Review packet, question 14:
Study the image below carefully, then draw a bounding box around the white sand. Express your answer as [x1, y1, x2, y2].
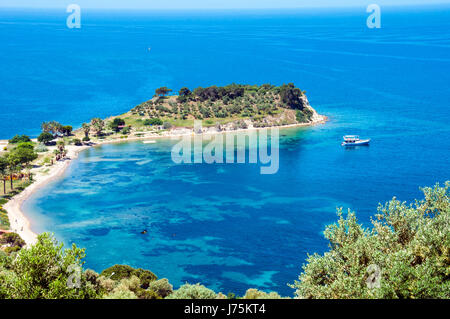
[4, 114, 327, 246]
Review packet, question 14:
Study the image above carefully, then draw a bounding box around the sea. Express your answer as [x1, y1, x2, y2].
[2, 5, 450, 295]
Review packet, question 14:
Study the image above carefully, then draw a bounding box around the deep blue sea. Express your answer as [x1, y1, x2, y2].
[2, 5, 450, 295]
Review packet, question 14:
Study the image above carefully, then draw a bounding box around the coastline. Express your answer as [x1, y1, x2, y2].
[4, 114, 327, 246]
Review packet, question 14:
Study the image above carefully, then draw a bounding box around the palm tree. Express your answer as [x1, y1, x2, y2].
[90, 118, 104, 136]
[0, 156, 8, 194]
[7, 158, 19, 191]
[82, 123, 91, 138]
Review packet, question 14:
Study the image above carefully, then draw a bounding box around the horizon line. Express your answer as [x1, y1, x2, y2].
[1, 3, 449, 11]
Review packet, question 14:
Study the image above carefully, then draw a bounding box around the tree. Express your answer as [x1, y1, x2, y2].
[291, 182, 450, 299]
[82, 123, 91, 138]
[90, 118, 104, 136]
[37, 132, 54, 145]
[0, 233, 100, 299]
[179, 87, 191, 97]
[155, 87, 172, 97]
[41, 121, 63, 136]
[6, 153, 21, 190]
[9, 144, 38, 166]
[0, 156, 8, 194]
[279, 83, 304, 110]
[177, 87, 192, 103]
[8, 135, 31, 144]
[61, 125, 73, 136]
[143, 118, 163, 126]
[109, 118, 126, 133]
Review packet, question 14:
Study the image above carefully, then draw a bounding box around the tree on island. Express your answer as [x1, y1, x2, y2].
[155, 87, 172, 97]
[109, 118, 126, 133]
[61, 125, 73, 136]
[37, 132, 54, 145]
[177, 87, 192, 103]
[90, 118, 104, 136]
[279, 83, 305, 110]
[41, 121, 63, 136]
[82, 123, 91, 139]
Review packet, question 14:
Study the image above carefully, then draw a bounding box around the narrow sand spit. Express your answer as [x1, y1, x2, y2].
[4, 115, 327, 246]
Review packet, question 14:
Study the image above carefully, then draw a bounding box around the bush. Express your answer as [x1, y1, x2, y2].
[144, 118, 163, 126]
[35, 144, 48, 153]
[166, 283, 217, 299]
[163, 122, 172, 130]
[242, 289, 283, 299]
[9, 135, 31, 144]
[291, 182, 450, 299]
[82, 136, 90, 142]
[0, 233, 100, 299]
[147, 278, 173, 298]
[100, 264, 157, 289]
[73, 139, 82, 146]
[121, 126, 131, 135]
[110, 118, 126, 132]
[0, 232, 26, 248]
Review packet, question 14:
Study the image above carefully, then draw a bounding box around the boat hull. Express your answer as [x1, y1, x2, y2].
[342, 139, 370, 146]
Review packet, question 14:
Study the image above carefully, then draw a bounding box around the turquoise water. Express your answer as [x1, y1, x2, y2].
[4, 6, 450, 295]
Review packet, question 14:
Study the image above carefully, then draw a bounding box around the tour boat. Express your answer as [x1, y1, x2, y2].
[341, 135, 370, 146]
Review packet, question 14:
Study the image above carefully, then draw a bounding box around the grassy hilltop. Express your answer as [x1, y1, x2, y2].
[116, 83, 318, 131]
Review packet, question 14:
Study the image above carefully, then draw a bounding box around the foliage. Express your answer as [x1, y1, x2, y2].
[35, 144, 48, 153]
[8, 135, 31, 144]
[61, 125, 73, 136]
[143, 118, 163, 126]
[73, 139, 82, 146]
[242, 289, 283, 299]
[291, 182, 450, 299]
[82, 123, 91, 138]
[37, 132, 54, 145]
[0, 233, 100, 299]
[155, 87, 172, 97]
[8, 144, 38, 165]
[109, 118, 126, 132]
[41, 121, 63, 135]
[90, 118, 105, 136]
[147, 278, 173, 298]
[166, 283, 217, 299]
[121, 126, 131, 135]
[280, 83, 304, 109]
[100, 264, 157, 289]
[0, 232, 26, 249]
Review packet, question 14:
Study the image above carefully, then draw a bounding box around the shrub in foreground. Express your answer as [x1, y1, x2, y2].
[291, 182, 450, 299]
[166, 283, 217, 299]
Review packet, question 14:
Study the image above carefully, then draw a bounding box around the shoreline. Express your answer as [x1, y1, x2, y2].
[4, 115, 327, 246]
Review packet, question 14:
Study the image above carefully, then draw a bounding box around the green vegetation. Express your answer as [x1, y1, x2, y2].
[0, 182, 448, 299]
[109, 118, 126, 133]
[291, 182, 450, 299]
[8, 135, 31, 144]
[127, 83, 315, 131]
[41, 121, 72, 137]
[37, 132, 54, 145]
[143, 118, 163, 126]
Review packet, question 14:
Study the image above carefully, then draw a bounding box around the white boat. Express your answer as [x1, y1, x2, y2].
[143, 140, 156, 144]
[341, 135, 370, 146]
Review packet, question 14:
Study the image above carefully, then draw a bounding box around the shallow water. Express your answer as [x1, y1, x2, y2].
[7, 6, 450, 295]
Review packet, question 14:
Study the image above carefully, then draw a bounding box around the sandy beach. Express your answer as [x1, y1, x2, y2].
[4, 114, 327, 246]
